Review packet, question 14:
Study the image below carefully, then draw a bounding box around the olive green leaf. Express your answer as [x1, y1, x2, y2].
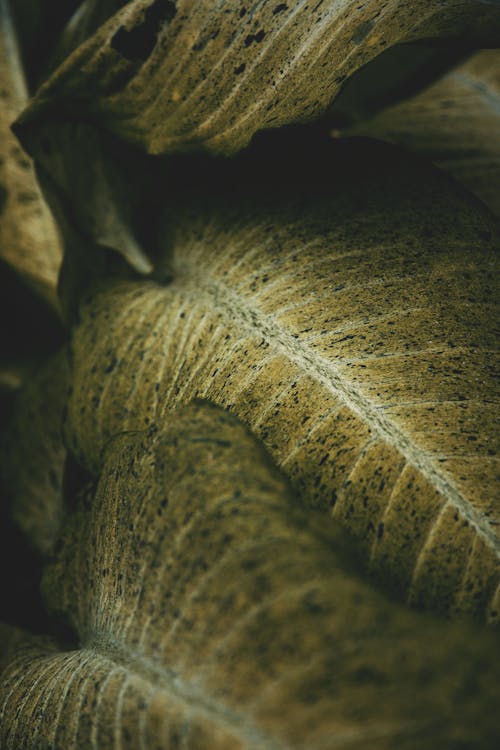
[0, 0, 62, 311]
[15, 0, 500, 157]
[2, 401, 500, 749]
[347, 50, 500, 217]
[0, 349, 69, 555]
[64, 136, 500, 623]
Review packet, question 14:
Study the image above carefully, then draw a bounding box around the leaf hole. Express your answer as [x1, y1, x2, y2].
[111, 0, 177, 62]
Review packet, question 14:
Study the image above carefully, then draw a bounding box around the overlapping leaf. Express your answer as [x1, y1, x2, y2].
[2, 401, 500, 749]
[64, 136, 500, 622]
[15, 0, 500, 157]
[0, 0, 62, 310]
[348, 50, 500, 216]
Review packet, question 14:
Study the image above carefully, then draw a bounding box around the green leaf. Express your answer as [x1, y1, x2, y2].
[65, 137, 500, 622]
[2, 401, 500, 749]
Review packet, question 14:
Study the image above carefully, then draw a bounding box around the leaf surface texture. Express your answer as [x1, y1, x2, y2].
[15, 0, 500, 156]
[65, 138, 500, 621]
[2, 402, 500, 749]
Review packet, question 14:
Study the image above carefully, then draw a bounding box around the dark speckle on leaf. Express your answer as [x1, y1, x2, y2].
[244, 30, 266, 47]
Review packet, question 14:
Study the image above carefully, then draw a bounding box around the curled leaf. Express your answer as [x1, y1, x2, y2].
[0, 0, 62, 310]
[66, 136, 500, 622]
[15, 0, 500, 156]
[347, 50, 500, 217]
[2, 401, 500, 749]
[32, 123, 155, 293]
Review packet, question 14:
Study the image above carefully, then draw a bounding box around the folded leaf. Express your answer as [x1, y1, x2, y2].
[347, 50, 500, 217]
[65, 137, 500, 622]
[15, 0, 500, 157]
[2, 401, 500, 749]
[0, 0, 62, 310]
[32, 122, 156, 288]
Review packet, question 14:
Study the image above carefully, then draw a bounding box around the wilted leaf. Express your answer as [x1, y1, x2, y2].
[2, 401, 500, 749]
[15, 0, 500, 157]
[346, 50, 500, 216]
[0, 349, 69, 555]
[64, 136, 500, 623]
[0, 0, 62, 310]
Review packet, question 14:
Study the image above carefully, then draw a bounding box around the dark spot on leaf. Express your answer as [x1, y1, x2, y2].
[111, 0, 177, 62]
[244, 29, 266, 47]
[351, 20, 374, 45]
[234, 63, 246, 75]
[104, 355, 117, 374]
[273, 3, 288, 13]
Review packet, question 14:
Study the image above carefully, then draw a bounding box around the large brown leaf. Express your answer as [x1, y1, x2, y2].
[0, 0, 62, 310]
[15, 0, 500, 157]
[347, 49, 500, 216]
[65, 137, 500, 622]
[2, 401, 500, 749]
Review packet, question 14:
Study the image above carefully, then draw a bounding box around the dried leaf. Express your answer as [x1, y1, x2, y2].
[15, 0, 500, 157]
[2, 401, 500, 749]
[346, 50, 500, 216]
[0, 0, 62, 310]
[64, 137, 500, 622]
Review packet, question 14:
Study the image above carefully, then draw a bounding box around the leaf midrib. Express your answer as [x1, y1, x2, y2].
[85, 631, 285, 750]
[175, 269, 499, 559]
